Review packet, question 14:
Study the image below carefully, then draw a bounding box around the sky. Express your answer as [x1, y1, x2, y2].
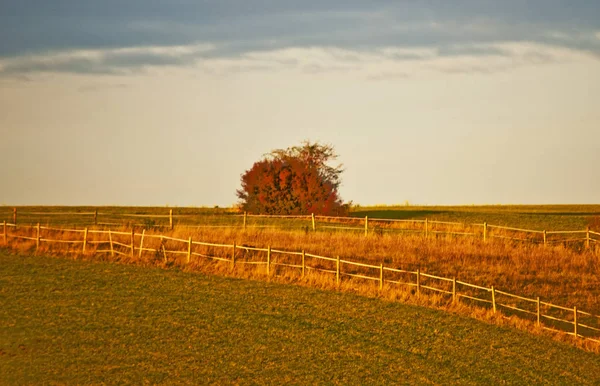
[1, 1, 599, 207]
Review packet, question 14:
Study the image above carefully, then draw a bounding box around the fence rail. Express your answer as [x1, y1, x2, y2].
[487, 224, 545, 234]
[2, 221, 599, 345]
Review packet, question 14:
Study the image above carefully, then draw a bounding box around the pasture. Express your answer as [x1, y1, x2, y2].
[1, 251, 600, 384]
[352, 204, 600, 230]
[2, 204, 599, 231]
[3, 204, 600, 341]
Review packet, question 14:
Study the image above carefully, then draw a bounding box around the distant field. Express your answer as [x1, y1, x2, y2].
[1, 204, 599, 231]
[1, 252, 600, 384]
[352, 204, 600, 231]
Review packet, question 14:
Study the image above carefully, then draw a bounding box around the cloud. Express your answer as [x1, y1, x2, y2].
[205, 42, 599, 80]
[1, 1, 600, 78]
[2, 1, 600, 61]
[1, 41, 596, 81]
[0, 44, 215, 76]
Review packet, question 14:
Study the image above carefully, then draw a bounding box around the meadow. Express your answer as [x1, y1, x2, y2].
[2, 252, 600, 384]
[2, 204, 600, 230]
[2, 205, 600, 348]
[5, 222, 600, 346]
[352, 204, 600, 231]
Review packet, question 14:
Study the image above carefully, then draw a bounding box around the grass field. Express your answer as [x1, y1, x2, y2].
[2, 204, 599, 231]
[352, 204, 600, 231]
[1, 251, 600, 384]
[5, 219, 600, 328]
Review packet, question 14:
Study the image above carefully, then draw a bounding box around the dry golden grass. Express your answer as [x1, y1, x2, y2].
[167, 226, 600, 310]
[4, 223, 600, 352]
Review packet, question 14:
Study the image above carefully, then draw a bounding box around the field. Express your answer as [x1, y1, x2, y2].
[2, 251, 600, 384]
[2, 204, 600, 230]
[352, 204, 600, 231]
[3, 205, 600, 339]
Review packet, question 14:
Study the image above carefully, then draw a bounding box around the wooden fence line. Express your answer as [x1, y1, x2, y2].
[304, 252, 337, 262]
[455, 280, 490, 292]
[270, 248, 304, 256]
[39, 226, 86, 232]
[338, 258, 380, 269]
[4, 215, 599, 256]
[428, 220, 465, 226]
[430, 230, 476, 236]
[3, 209, 598, 254]
[3, 223, 598, 327]
[420, 272, 454, 282]
[3, 223, 599, 344]
[546, 230, 587, 235]
[236, 245, 269, 252]
[487, 224, 545, 234]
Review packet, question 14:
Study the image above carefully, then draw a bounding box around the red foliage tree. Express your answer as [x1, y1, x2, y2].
[237, 142, 348, 215]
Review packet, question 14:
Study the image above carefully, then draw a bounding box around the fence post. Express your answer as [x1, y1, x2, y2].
[536, 297, 541, 327]
[425, 218, 429, 239]
[138, 229, 145, 258]
[543, 230, 547, 247]
[231, 242, 236, 269]
[452, 278, 457, 303]
[13, 208, 17, 226]
[36, 223, 40, 252]
[336, 256, 340, 285]
[311, 213, 316, 231]
[267, 246, 271, 276]
[3, 220, 6, 245]
[417, 269, 421, 296]
[574, 306, 578, 338]
[586, 227, 591, 249]
[109, 230, 114, 257]
[94, 209, 98, 226]
[161, 244, 167, 263]
[491, 286, 496, 314]
[83, 228, 88, 254]
[130, 229, 135, 258]
[379, 263, 384, 290]
[301, 250, 306, 278]
[187, 237, 192, 264]
[169, 209, 173, 230]
[364, 216, 368, 237]
[483, 222, 487, 242]
[243, 212, 247, 230]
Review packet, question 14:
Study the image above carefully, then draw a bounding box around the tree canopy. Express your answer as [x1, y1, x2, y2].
[236, 141, 348, 215]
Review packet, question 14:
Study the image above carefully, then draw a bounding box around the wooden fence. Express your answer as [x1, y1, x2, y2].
[2, 209, 599, 252]
[2, 221, 600, 345]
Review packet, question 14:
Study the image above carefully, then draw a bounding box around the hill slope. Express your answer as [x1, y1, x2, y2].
[1, 251, 599, 384]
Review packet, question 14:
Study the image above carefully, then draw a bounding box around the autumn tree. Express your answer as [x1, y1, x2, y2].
[237, 142, 348, 215]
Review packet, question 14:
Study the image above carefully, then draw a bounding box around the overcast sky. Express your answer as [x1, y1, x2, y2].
[1, 1, 599, 206]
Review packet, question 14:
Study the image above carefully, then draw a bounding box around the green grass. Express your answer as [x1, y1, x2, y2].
[2, 204, 599, 231]
[351, 204, 600, 230]
[1, 251, 600, 384]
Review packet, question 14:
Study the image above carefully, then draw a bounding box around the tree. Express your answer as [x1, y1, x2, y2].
[237, 141, 348, 215]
